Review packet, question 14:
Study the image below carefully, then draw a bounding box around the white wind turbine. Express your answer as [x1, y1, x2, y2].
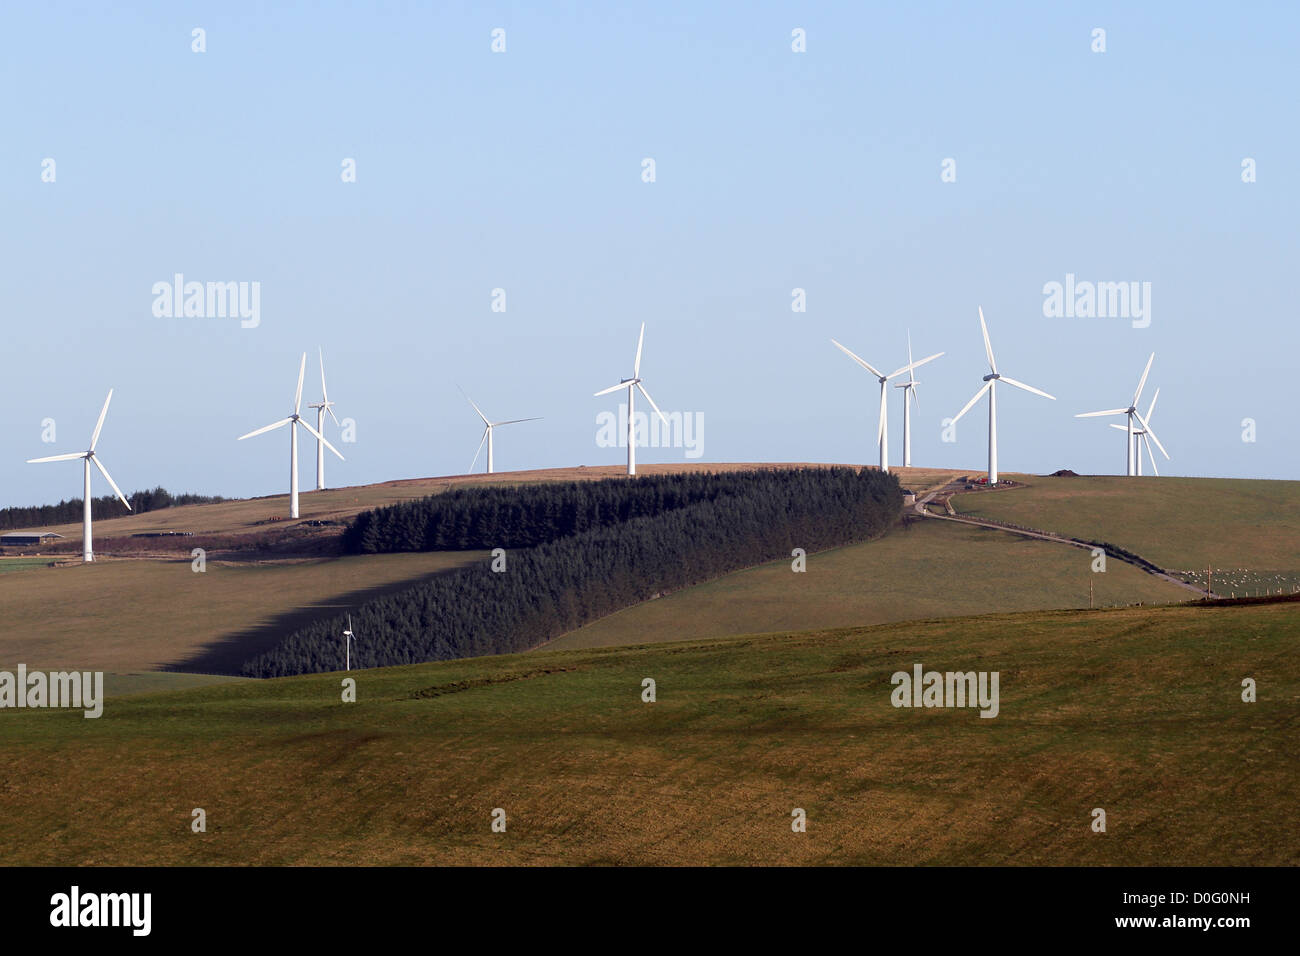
[27, 390, 132, 563]
[459, 386, 542, 474]
[306, 348, 342, 491]
[1076, 352, 1169, 477]
[238, 353, 344, 519]
[949, 307, 1055, 485]
[831, 335, 942, 473]
[594, 322, 669, 476]
[344, 614, 356, 671]
[1109, 387, 1167, 476]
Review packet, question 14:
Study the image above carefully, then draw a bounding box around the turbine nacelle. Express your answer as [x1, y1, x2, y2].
[460, 384, 542, 474]
[831, 334, 944, 473]
[238, 353, 344, 518]
[950, 308, 1055, 485]
[594, 322, 668, 475]
[26, 389, 131, 562]
[1075, 353, 1168, 476]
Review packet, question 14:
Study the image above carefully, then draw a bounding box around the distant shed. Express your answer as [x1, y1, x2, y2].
[0, 531, 64, 546]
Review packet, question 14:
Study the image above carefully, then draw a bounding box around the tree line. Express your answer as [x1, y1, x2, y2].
[244, 467, 901, 677]
[0, 487, 226, 532]
[341, 469, 877, 553]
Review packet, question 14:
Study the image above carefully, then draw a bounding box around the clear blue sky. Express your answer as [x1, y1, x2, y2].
[2, 1, 1296, 506]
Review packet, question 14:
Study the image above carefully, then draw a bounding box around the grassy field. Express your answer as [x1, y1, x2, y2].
[548, 517, 1189, 651]
[951, 475, 1300, 574]
[0, 557, 51, 574]
[1, 599, 1294, 866]
[0, 551, 483, 675]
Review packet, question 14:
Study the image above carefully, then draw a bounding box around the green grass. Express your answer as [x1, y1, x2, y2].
[548, 518, 1189, 652]
[0, 600, 1294, 865]
[0, 558, 52, 574]
[103, 673, 248, 697]
[951, 475, 1300, 573]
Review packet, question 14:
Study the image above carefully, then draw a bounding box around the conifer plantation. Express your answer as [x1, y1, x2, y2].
[244, 468, 901, 676]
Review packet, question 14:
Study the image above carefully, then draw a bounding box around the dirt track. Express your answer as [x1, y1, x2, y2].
[914, 479, 1217, 599]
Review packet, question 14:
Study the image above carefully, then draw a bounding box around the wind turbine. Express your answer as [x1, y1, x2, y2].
[459, 387, 541, 475]
[1076, 353, 1169, 477]
[594, 322, 669, 476]
[1109, 387, 1167, 476]
[306, 348, 342, 491]
[27, 390, 132, 563]
[831, 335, 942, 473]
[949, 307, 1055, 485]
[238, 353, 344, 519]
[344, 614, 356, 671]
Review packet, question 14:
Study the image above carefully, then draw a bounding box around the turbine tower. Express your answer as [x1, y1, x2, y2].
[949, 308, 1055, 485]
[306, 348, 342, 491]
[238, 353, 344, 519]
[594, 322, 668, 476]
[1076, 353, 1169, 477]
[1110, 388, 1168, 475]
[27, 390, 132, 563]
[460, 386, 542, 474]
[831, 336, 942, 473]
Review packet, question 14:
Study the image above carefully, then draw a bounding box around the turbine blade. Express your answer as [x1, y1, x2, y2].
[26, 452, 86, 463]
[978, 307, 997, 373]
[951, 381, 992, 425]
[1076, 407, 1129, 418]
[911, 384, 920, 413]
[1132, 352, 1155, 408]
[1145, 387, 1160, 421]
[457, 384, 491, 425]
[998, 376, 1055, 400]
[238, 417, 293, 440]
[830, 339, 884, 378]
[468, 427, 489, 474]
[319, 347, 330, 405]
[633, 323, 646, 377]
[636, 383, 669, 425]
[887, 351, 944, 380]
[1144, 434, 1160, 476]
[1134, 411, 1170, 459]
[297, 418, 345, 460]
[328, 405, 341, 427]
[89, 389, 113, 450]
[907, 331, 915, 384]
[294, 353, 307, 415]
[92, 456, 132, 510]
[594, 382, 630, 397]
[493, 417, 543, 426]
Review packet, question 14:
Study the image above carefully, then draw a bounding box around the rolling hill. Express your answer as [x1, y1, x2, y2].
[6, 467, 1289, 684]
[548, 516, 1188, 651]
[950, 475, 1300, 578]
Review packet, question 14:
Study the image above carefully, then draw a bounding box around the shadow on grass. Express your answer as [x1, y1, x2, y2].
[162, 563, 458, 676]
